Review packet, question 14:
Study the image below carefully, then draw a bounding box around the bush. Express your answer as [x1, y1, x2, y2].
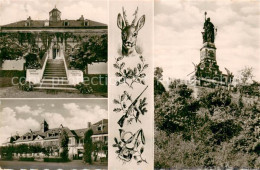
[154, 79, 260, 168]
[210, 120, 242, 145]
[75, 82, 93, 94]
[19, 157, 34, 161]
[43, 157, 69, 162]
[84, 74, 107, 93]
[18, 80, 34, 91]
[24, 53, 41, 69]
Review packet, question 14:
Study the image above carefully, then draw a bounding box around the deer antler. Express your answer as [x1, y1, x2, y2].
[132, 7, 138, 26]
[122, 7, 129, 26]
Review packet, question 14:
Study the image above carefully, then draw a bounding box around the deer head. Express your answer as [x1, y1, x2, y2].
[117, 7, 145, 56]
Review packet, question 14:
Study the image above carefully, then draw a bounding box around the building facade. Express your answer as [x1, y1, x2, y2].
[2, 119, 108, 160]
[0, 7, 107, 89]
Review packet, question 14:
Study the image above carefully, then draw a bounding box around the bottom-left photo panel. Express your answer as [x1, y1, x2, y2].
[0, 99, 108, 170]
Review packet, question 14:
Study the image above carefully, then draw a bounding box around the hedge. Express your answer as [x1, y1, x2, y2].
[43, 157, 69, 162]
[19, 157, 34, 161]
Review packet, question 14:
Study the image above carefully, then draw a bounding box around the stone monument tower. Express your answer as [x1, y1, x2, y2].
[191, 12, 233, 89]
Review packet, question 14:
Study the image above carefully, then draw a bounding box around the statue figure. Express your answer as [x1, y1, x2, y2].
[202, 12, 217, 43]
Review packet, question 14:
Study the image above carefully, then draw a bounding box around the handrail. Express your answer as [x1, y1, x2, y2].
[40, 51, 48, 68]
[61, 47, 69, 78]
[40, 50, 49, 79]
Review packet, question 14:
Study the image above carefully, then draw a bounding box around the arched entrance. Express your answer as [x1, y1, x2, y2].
[52, 44, 60, 59]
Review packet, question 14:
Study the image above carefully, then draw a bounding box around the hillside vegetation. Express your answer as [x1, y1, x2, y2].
[155, 82, 260, 168]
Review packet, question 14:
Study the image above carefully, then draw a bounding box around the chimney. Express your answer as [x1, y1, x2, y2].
[87, 122, 91, 128]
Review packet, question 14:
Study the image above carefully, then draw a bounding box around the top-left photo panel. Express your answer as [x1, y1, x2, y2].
[0, 0, 108, 98]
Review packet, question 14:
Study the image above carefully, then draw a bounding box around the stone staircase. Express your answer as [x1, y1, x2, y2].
[34, 59, 77, 91]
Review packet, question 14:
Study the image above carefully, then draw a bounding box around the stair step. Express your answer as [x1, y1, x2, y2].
[41, 79, 69, 83]
[34, 86, 78, 91]
[43, 76, 67, 79]
[44, 71, 66, 73]
[46, 66, 65, 67]
[34, 83, 75, 88]
[44, 73, 66, 75]
[45, 68, 65, 71]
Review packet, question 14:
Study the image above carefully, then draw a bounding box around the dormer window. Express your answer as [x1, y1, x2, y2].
[97, 125, 102, 131]
[84, 20, 89, 26]
[64, 20, 69, 26]
[44, 20, 49, 27]
[25, 16, 31, 26]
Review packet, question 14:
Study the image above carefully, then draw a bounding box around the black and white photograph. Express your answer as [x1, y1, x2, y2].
[0, 0, 108, 98]
[0, 99, 108, 169]
[154, 0, 260, 169]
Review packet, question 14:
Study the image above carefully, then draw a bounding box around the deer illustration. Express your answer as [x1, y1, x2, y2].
[117, 7, 145, 56]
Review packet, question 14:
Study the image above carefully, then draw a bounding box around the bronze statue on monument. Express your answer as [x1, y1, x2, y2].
[202, 12, 217, 43]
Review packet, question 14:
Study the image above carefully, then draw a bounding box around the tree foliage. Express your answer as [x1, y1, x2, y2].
[70, 34, 107, 72]
[0, 35, 27, 65]
[59, 129, 69, 161]
[155, 80, 260, 168]
[84, 129, 93, 164]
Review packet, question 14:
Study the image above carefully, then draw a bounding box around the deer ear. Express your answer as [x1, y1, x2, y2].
[136, 15, 145, 31]
[117, 14, 125, 30]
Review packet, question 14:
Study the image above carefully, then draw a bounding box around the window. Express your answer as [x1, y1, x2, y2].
[64, 21, 69, 26]
[84, 20, 89, 26]
[69, 139, 72, 144]
[25, 22, 30, 26]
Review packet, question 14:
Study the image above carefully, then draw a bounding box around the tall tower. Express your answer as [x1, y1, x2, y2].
[191, 12, 233, 88]
[49, 6, 61, 22]
[41, 119, 49, 132]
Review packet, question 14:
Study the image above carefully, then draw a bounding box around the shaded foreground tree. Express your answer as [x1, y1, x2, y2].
[70, 35, 107, 74]
[59, 129, 69, 161]
[0, 35, 28, 66]
[84, 129, 93, 164]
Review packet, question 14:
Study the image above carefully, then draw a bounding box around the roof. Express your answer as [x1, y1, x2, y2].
[73, 119, 108, 137]
[0, 19, 107, 29]
[49, 7, 61, 13]
[4, 119, 108, 144]
[15, 127, 75, 143]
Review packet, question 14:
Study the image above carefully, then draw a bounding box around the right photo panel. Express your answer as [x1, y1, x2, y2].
[154, 0, 260, 169]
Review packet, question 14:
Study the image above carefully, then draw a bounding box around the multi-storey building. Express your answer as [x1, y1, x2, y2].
[0, 7, 107, 90]
[2, 119, 108, 160]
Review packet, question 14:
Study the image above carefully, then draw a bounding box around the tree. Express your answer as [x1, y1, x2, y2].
[154, 67, 166, 95]
[154, 67, 163, 81]
[59, 129, 69, 161]
[155, 82, 199, 140]
[84, 129, 93, 164]
[70, 35, 107, 74]
[0, 35, 28, 66]
[239, 66, 254, 86]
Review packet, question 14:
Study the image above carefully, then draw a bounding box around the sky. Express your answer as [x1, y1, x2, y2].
[0, 0, 108, 25]
[0, 99, 107, 145]
[155, 0, 260, 85]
